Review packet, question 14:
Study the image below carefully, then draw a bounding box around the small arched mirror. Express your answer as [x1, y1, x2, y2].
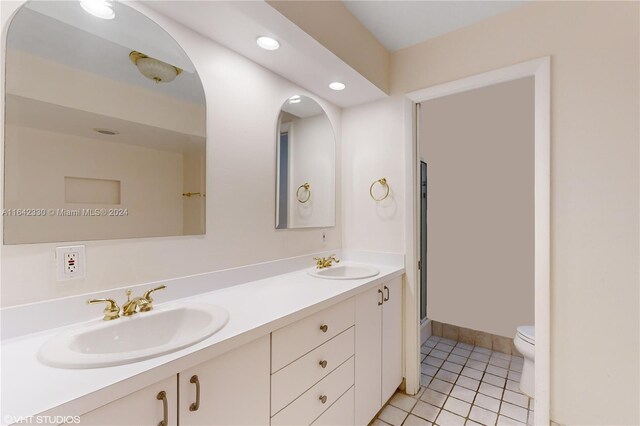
[4, 0, 206, 244]
[275, 95, 335, 229]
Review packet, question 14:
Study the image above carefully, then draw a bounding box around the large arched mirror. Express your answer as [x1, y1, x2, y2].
[275, 95, 335, 229]
[3, 0, 206, 244]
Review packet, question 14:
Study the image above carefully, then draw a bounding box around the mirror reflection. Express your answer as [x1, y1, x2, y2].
[276, 95, 335, 229]
[4, 0, 206, 244]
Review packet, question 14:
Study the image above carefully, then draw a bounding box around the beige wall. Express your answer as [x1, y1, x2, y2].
[0, 1, 342, 307]
[421, 77, 535, 338]
[4, 125, 184, 243]
[182, 149, 205, 235]
[342, 95, 406, 254]
[343, 2, 639, 424]
[397, 3, 639, 423]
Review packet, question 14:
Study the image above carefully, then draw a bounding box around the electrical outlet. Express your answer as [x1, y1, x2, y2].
[65, 252, 78, 274]
[56, 245, 85, 281]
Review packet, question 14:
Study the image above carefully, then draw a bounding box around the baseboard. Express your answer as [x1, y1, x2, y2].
[430, 320, 520, 356]
[420, 318, 432, 344]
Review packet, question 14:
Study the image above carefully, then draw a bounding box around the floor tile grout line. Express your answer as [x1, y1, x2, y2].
[416, 338, 531, 426]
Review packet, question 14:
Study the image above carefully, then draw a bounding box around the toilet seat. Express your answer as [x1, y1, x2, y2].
[516, 325, 535, 345]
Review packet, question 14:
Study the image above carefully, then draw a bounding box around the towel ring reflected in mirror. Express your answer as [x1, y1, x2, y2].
[370, 178, 390, 201]
[296, 183, 311, 203]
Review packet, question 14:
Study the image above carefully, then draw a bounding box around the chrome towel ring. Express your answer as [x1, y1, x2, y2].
[296, 183, 311, 203]
[370, 178, 390, 201]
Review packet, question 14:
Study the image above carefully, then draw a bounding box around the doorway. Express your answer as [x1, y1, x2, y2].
[405, 57, 550, 424]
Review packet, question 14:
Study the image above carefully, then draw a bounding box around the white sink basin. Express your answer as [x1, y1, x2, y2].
[308, 263, 380, 280]
[38, 303, 229, 369]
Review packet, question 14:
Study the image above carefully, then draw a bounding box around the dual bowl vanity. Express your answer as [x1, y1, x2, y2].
[2, 257, 404, 426]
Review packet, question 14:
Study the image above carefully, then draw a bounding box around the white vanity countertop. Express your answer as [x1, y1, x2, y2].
[0, 261, 404, 424]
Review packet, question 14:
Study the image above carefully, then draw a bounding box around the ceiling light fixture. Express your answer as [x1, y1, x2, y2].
[288, 95, 301, 104]
[329, 82, 346, 91]
[257, 36, 280, 51]
[79, 0, 115, 20]
[130, 51, 182, 83]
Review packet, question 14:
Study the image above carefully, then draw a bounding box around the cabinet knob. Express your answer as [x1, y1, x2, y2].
[319, 395, 328, 404]
[319, 360, 328, 368]
[319, 324, 328, 333]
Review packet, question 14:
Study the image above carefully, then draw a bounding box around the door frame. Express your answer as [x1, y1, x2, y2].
[402, 57, 551, 424]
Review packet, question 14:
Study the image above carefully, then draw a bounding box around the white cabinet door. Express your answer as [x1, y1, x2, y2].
[78, 375, 177, 426]
[381, 277, 403, 403]
[179, 335, 270, 426]
[354, 285, 383, 425]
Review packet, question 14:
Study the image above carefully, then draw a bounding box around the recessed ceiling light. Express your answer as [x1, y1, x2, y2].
[79, 0, 115, 20]
[93, 128, 119, 135]
[288, 95, 301, 104]
[329, 82, 346, 91]
[257, 36, 280, 51]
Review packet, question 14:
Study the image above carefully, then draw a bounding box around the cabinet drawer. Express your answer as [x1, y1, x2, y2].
[311, 386, 354, 426]
[272, 298, 355, 372]
[271, 356, 354, 426]
[272, 327, 354, 414]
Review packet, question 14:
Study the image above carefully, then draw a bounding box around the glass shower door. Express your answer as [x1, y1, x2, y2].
[420, 161, 428, 321]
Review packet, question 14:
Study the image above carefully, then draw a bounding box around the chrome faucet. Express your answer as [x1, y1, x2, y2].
[88, 284, 166, 320]
[314, 255, 340, 269]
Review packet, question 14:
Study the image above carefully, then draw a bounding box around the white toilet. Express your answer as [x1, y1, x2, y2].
[513, 325, 535, 398]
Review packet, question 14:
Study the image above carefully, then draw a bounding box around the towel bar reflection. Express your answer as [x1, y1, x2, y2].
[370, 178, 390, 201]
[296, 183, 311, 203]
[182, 192, 205, 197]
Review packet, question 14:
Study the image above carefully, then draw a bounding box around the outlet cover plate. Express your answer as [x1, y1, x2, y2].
[56, 245, 85, 281]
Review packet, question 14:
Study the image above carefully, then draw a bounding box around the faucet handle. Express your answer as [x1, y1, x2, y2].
[143, 284, 166, 302]
[87, 298, 120, 321]
[140, 284, 166, 312]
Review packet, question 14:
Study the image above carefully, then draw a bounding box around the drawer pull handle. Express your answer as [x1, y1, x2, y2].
[157, 391, 168, 426]
[384, 285, 390, 301]
[378, 289, 383, 306]
[319, 360, 328, 368]
[189, 375, 200, 412]
[319, 395, 328, 404]
[319, 324, 328, 333]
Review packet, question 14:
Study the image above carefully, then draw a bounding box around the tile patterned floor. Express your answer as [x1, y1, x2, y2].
[371, 336, 534, 426]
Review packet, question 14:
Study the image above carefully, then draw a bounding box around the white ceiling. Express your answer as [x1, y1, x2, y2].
[141, 1, 387, 108]
[342, 1, 528, 51]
